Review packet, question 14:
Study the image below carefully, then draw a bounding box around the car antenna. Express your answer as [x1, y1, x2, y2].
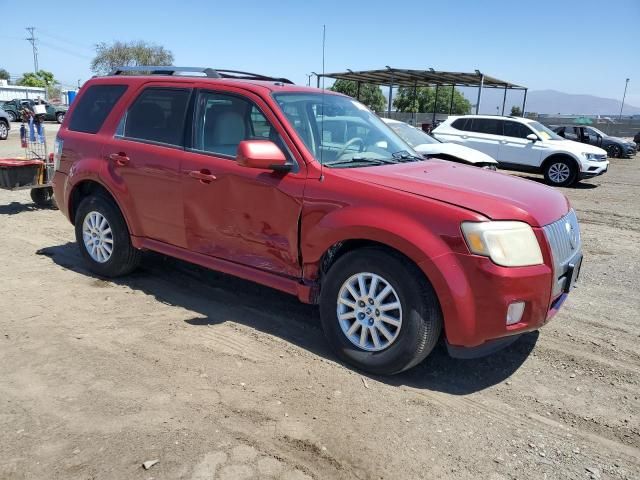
[319, 24, 326, 182]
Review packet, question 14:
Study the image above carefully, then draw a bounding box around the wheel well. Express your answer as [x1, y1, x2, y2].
[541, 154, 580, 173]
[319, 239, 431, 289]
[69, 181, 116, 224]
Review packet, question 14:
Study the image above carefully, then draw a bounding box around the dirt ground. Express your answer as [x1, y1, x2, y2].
[1, 124, 638, 480]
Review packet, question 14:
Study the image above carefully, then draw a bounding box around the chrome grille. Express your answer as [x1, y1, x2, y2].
[543, 209, 582, 296]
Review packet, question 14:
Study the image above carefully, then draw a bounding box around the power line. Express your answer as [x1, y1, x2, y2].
[26, 27, 38, 72]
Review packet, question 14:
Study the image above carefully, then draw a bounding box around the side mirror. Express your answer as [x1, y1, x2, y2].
[237, 140, 290, 173]
[526, 133, 538, 142]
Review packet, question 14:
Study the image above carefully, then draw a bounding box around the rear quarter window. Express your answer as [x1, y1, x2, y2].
[451, 118, 468, 131]
[68, 84, 127, 134]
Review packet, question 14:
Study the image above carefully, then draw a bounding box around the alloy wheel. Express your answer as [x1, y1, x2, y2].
[336, 272, 402, 352]
[82, 211, 114, 263]
[0, 122, 7, 139]
[548, 162, 571, 184]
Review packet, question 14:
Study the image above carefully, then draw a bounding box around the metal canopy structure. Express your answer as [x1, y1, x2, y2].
[316, 67, 528, 120]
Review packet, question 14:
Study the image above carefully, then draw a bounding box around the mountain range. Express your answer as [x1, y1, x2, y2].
[523, 90, 640, 116]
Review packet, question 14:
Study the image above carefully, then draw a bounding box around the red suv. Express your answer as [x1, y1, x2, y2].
[52, 67, 583, 375]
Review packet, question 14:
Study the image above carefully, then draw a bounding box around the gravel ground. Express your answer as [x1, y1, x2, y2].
[0, 124, 638, 480]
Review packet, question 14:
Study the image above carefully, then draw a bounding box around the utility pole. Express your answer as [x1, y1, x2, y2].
[619, 78, 630, 120]
[26, 27, 38, 73]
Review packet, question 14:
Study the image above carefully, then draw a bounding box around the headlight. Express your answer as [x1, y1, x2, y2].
[582, 152, 600, 160]
[461, 221, 543, 267]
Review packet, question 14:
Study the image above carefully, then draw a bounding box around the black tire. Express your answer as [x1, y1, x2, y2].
[74, 194, 141, 277]
[319, 248, 442, 375]
[605, 144, 621, 158]
[30, 187, 57, 208]
[0, 120, 8, 140]
[6, 111, 17, 122]
[543, 157, 578, 187]
[56, 112, 65, 124]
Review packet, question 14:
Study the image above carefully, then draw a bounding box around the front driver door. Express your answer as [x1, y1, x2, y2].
[181, 87, 306, 278]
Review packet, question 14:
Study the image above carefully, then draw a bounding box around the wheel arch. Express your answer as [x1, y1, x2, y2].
[68, 179, 134, 235]
[541, 153, 580, 173]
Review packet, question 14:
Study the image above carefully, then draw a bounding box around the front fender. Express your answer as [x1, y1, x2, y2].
[301, 205, 458, 281]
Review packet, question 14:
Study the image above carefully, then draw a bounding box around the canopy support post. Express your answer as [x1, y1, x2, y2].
[387, 74, 394, 118]
[449, 84, 455, 115]
[521, 89, 528, 116]
[432, 84, 440, 124]
[475, 74, 484, 114]
[501, 85, 508, 115]
[356, 81, 361, 101]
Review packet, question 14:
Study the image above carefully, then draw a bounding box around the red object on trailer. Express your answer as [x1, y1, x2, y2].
[0, 158, 44, 189]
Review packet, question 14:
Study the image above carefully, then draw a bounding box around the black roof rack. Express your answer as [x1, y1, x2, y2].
[108, 66, 294, 84]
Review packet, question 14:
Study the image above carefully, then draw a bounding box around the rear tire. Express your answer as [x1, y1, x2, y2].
[74, 194, 141, 277]
[56, 112, 65, 124]
[319, 248, 442, 375]
[7, 111, 17, 122]
[544, 158, 577, 187]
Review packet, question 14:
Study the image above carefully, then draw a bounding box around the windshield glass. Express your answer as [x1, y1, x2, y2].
[273, 93, 421, 168]
[587, 127, 607, 137]
[386, 121, 440, 146]
[528, 121, 563, 141]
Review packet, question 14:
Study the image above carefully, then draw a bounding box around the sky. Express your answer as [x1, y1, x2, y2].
[1, 0, 639, 109]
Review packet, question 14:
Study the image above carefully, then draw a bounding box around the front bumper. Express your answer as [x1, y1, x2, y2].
[580, 158, 609, 178]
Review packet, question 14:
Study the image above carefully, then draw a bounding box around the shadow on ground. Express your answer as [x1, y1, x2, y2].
[516, 174, 599, 189]
[0, 201, 39, 215]
[37, 242, 538, 395]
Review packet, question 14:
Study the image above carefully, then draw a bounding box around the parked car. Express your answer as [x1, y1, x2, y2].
[0, 108, 10, 140]
[552, 125, 637, 158]
[433, 115, 609, 187]
[53, 67, 584, 375]
[2, 98, 67, 123]
[382, 118, 498, 169]
[635, 131, 640, 147]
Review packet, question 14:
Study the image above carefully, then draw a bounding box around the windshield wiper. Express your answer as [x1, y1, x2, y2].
[392, 150, 424, 162]
[326, 157, 397, 167]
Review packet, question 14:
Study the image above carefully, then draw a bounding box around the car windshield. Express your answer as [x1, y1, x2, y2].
[587, 127, 607, 137]
[273, 92, 421, 168]
[386, 121, 440, 147]
[528, 121, 563, 141]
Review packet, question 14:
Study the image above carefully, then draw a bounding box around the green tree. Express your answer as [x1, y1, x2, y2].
[0, 68, 10, 82]
[91, 41, 174, 75]
[510, 105, 522, 116]
[17, 70, 55, 88]
[329, 79, 386, 112]
[393, 86, 470, 114]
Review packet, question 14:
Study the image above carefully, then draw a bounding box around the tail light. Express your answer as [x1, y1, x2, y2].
[53, 137, 63, 171]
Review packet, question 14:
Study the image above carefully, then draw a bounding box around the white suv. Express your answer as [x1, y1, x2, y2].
[432, 115, 609, 186]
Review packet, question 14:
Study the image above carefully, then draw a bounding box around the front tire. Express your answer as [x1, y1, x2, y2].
[30, 187, 57, 208]
[74, 194, 141, 277]
[605, 144, 621, 158]
[544, 158, 577, 187]
[0, 120, 8, 140]
[319, 248, 442, 375]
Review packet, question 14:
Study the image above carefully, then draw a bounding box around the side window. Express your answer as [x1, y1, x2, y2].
[120, 87, 190, 147]
[451, 118, 469, 131]
[564, 127, 578, 140]
[469, 118, 500, 135]
[69, 84, 127, 134]
[503, 120, 533, 139]
[192, 91, 283, 158]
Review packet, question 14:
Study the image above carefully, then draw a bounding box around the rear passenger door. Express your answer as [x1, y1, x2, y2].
[498, 120, 544, 168]
[460, 118, 501, 158]
[101, 84, 192, 248]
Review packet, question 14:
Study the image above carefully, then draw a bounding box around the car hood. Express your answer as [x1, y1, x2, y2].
[603, 135, 633, 145]
[335, 159, 569, 227]
[413, 142, 498, 164]
[552, 139, 607, 156]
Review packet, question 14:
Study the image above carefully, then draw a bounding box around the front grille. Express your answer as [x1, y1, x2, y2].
[543, 210, 582, 296]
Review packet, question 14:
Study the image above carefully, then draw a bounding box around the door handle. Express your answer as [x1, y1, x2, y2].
[461, 135, 468, 139]
[109, 152, 130, 166]
[189, 170, 217, 183]
[500, 140, 508, 144]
